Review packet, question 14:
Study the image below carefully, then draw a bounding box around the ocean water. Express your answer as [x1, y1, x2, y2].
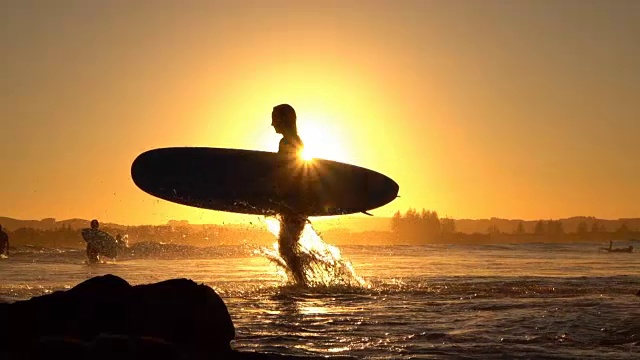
[1, 238, 640, 359]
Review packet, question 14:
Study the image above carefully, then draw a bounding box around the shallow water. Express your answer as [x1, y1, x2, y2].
[1, 242, 639, 359]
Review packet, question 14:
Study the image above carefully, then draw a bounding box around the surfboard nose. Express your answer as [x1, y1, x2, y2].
[130, 150, 157, 191]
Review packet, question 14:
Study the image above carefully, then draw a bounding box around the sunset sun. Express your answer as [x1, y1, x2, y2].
[297, 116, 351, 163]
[299, 147, 314, 161]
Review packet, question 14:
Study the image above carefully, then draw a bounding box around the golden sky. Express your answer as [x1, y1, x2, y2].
[2, 0, 639, 225]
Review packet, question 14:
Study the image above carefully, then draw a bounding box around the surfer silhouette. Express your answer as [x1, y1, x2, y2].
[80, 220, 126, 264]
[0, 224, 9, 256]
[83, 219, 101, 263]
[271, 104, 308, 285]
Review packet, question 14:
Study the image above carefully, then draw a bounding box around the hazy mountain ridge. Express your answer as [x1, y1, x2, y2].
[0, 217, 126, 232]
[454, 216, 640, 234]
[2, 215, 639, 233]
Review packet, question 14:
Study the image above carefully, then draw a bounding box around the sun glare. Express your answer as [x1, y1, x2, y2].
[300, 147, 314, 161]
[298, 115, 350, 163]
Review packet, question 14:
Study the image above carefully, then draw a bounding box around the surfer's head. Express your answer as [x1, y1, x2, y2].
[272, 104, 297, 135]
[90, 219, 99, 229]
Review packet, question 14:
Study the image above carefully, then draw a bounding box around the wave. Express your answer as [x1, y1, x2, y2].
[7, 242, 256, 261]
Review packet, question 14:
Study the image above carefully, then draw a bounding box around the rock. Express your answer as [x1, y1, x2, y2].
[5, 274, 131, 345]
[88, 334, 181, 360]
[31, 337, 88, 360]
[2, 275, 235, 359]
[127, 278, 235, 356]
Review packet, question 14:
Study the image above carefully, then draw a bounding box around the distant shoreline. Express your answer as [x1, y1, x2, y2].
[1, 215, 638, 247]
[2, 214, 640, 232]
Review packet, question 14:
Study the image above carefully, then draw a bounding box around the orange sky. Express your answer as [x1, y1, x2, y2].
[2, 1, 639, 225]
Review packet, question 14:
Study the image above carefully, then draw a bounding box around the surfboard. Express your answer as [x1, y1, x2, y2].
[131, 147, 399, 217]
[81, 228, 119, 259]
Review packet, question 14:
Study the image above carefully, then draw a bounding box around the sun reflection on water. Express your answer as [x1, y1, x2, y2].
[299, 305, 329, 315]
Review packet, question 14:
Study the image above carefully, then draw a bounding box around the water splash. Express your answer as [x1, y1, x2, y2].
[259, 217, 368, 288]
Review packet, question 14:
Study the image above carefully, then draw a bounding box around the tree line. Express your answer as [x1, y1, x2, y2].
[391, 209, 456, 243]
[391, 209, 640, 244]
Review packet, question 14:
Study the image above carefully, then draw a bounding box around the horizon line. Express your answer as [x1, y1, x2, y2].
[2, 214, 640, 228]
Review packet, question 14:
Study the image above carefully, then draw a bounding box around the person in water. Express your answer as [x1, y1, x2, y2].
[271, 104, 308, 285]
[0, 224, 9, 256]
[84, 219, 101, 264]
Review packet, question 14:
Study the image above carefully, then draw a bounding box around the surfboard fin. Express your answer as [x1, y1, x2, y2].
[361, 211, 373, 216]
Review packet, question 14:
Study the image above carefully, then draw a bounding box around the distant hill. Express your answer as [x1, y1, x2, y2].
[454, 216, 640, 234]
[0, 217, 126, 231]
[312, 215, 640, 234]
[2, 215, 639, 234]
[0, 215, 391, 232]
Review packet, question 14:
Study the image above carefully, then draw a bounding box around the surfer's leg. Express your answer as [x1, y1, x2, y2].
[86, 244, 99, 264]
[278, 213, 307, 285]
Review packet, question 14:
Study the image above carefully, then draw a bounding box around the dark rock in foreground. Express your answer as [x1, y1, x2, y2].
[0, 275, 349, 359]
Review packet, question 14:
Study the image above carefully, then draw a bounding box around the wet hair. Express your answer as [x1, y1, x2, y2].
[90, 219, 99, 229]
[273, 104, 297, 132]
